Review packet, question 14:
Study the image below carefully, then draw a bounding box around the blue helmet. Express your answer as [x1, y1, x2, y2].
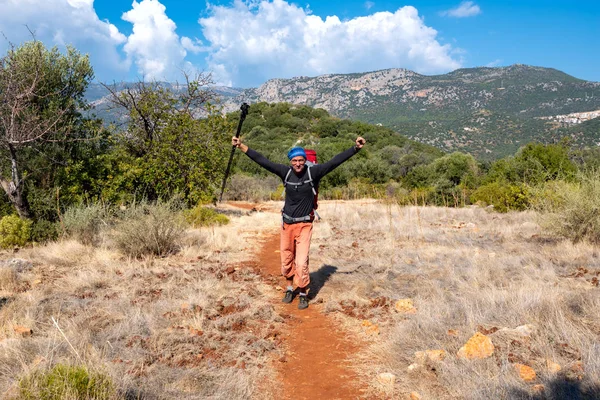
[287, 147, 307, 160]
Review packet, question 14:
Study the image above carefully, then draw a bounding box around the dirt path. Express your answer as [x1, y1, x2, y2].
[256, 232, 367, 400]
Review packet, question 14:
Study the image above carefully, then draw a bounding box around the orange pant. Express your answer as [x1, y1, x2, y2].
[280, 222, 313, 289]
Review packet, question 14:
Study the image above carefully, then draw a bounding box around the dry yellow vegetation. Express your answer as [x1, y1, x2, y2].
[1, 200, 599, 399]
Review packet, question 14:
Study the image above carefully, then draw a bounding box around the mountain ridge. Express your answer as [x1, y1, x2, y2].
[86, 64, 600, 159]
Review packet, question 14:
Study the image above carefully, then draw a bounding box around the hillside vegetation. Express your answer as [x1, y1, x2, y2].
[222, 65, 600, 159]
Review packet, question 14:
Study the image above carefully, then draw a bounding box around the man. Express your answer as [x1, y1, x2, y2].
[232, 136, 366, 309]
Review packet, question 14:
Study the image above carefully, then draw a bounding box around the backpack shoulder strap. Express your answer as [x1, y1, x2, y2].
[283, 168, 292, 186]
[306, 166, 317, 196]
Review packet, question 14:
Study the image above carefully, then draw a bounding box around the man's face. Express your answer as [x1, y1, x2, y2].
[290, 156, 306, 173]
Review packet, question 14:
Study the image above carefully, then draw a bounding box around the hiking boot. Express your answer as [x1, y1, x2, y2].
[282, 290, 294, 304]
[298, 295, 309, 310]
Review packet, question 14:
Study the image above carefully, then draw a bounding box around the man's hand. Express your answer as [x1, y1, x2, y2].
[355, 136, 366, 150]
[232, 136, 248, 153]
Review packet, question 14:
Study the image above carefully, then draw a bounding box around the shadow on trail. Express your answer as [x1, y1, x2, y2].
[508, 377, 600, 400]
[308, 264, 368, 299]
[308, 264, 338, 299]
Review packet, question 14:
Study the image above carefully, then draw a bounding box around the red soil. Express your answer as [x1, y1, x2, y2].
[256, 233, 367, 400]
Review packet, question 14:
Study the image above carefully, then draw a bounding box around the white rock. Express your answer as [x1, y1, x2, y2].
[376, 372, 396, 385]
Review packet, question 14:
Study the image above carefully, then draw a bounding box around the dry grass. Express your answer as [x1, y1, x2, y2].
[3, 199, 599, 399]
[0, 206, 283, 400]
[308, 200, 600, 399]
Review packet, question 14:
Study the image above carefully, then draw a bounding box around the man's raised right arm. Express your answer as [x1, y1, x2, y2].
[232, 136, 287, 177]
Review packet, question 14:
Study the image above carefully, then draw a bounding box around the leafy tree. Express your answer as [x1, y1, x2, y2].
[484, 143, 577, 186]
[512, 143, 577, 184]
[104, 74, 234, 204]
[0, 41, 94, 218]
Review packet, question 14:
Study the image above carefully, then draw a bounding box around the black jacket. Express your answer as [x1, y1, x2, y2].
[245, 146, 359, 218]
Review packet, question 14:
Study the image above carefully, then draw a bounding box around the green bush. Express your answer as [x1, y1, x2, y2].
[62, 203, 109, 245]
[18, 364, 114, 400]
[534, 173, 600, 244]
[270, 184, 285, 201]
[30, 220, 60, 244]
[0, 191, 13, 218]
[112, 200, 185, 257]
[184, 205, 230, 227]
[0, 215, 32, 248]
[470, 181, 530, 212]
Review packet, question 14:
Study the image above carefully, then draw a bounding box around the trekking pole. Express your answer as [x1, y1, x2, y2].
[218, 102, 250, 203]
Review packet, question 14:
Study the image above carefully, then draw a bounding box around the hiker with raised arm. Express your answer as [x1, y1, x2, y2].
[232, 136, 366, 309]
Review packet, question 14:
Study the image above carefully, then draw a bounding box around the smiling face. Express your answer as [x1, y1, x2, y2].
[290, 156, 306, 173]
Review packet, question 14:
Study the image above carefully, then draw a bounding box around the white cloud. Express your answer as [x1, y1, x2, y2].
[365, 1, 374, 10]
[199, 0, 462, 87]
[181, 37, 205, 54]
[121, 0, 190, 80]
[441, 1, 481, 18]
[486, 59, 502, 67]
[0, 0, 128, 80]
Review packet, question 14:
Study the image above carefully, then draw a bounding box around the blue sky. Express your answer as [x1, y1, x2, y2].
[1, 0, 598, 87]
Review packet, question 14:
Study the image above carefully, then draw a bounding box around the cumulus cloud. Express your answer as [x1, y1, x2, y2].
[199, 0, 461, 87]
[122, 0, 195, 80]
[441, 1, 481, 18]
[0, 0, 128, 80]
[181, 37, 205, 54]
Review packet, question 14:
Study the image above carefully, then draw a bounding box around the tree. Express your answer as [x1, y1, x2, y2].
[102, 73, 216, 156]
[0, 41, 93, 218]
[103, 74, 234, 204]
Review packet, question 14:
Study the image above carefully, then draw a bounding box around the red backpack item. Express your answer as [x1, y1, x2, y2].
[304, 149, 318, 210]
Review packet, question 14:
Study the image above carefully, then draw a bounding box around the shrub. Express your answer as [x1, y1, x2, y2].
[62, 203, 109, 245]
[29, 220, 60, 244]
[112, 200, 185, 257]
[270, 184, 285, 201]
[223, 173, 280, 202]
[18, 364, 114, 400]
[0, 191, 13, 218]
[534, 173, 600, 243]
[470, 181, 530, 212]
[184, 205, 230, 227]
[0, 215, 32, 248]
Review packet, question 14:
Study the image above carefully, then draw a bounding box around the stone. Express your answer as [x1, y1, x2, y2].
[376, 372, 396, 386]
[13, 325, 33, 337]
[447, 329, 459, 336]
[457, 332, 494, 359]
[532, 384, 545, 394]
[407, 363, 420, 372]
[366, 325, 380, 336]
[565, 361, 584, 381]
[415, 349, 446, 363]
[514, 363, 536, 381]
[0, 258, 33, 273]
[394, 299, 417, 314]
[546, 359, 561, 373]
[514, 324, 536, 337]
[361, 320, 379, 335]
[410, 392, 422, 400]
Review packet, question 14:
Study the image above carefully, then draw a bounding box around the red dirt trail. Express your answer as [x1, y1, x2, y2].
[256, 232, 367, 400]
